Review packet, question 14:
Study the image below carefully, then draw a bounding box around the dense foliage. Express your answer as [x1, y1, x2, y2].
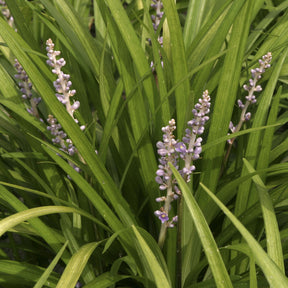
[0, 0, 288, 287]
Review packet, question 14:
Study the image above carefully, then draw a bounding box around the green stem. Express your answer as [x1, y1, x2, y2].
[176, 194, 183, 288]
[158, 222, 167, 249]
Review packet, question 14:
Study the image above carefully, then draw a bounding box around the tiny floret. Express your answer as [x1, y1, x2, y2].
[154, 210, 169, 223]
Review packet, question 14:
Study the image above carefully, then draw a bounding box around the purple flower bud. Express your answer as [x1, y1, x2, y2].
[174, 186, 181, 195]
[157, 148, 168, 156]
[229, 121, 236, 133]
[71, 101, 80, 110]
[255, 85, 262, 92]
[194, 146, 202, 155]
[156, 196, 166, 202]
[74, 166, 80, 173]
[156, 169, 165, 176]
[243, 84, 250, 91]
[159, 184, 167, 190]
[182, 165, 195, 175]
[172, 215, 178, 222]
[245, 112, 251, 121]
[237, 99, 245, 109]
[173, 194, 179, 200]
[155, 176, 163, 184]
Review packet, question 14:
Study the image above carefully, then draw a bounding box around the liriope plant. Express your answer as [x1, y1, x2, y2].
[0, 1, 288, 288]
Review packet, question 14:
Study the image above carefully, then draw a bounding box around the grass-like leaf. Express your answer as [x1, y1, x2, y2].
[33, 241, 68, 288]
[132, 225, 172, 288]
[55, 242, 100, 288]
[169, 163, 233, 288]
[200, 183, 288, 288]
[0, 206, 101, 237]
[243, 158, 284, 272]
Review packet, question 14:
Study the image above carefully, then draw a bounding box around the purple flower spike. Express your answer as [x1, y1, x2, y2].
[151, 0, 164, 32]
[46, 39, 78, 122]
[242, 52, 271, 102]
[46, 38, 84, 129]
[154, 91, 210, 231]
[228, 52, 272, 144]
[46, 39, 87, 173]
[14, 59, 41, 119]
[154, 119, 180, 226]
[180, 90, 210, 181]
[155, 91, 211, 247]
[150, 0, 164, 71]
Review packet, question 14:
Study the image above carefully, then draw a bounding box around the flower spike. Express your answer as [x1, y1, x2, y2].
[46, 38, 84, 130]
[14, 59, 41, 119]
[155, 91, 210, 248]
[46, 39, 85, 173]
[178, 90, 210, 181]
[228, 52, 272, 144]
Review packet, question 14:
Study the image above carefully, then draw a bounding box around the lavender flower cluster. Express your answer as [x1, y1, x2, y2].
[177, 90, 210, 180]
[228, 52, 272, 144]
[14, 39, 84, 174]
[151, 0, 164, 40]
[154, 90, 211, 226]
[46, 39, 85, 130]
[14, 59, 41, 119]
[154, 119, 180, 227]
[150, 0, 164, 70]
[46, 39, 84, 172]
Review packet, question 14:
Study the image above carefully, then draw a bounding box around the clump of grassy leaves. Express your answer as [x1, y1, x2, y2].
[0, 0, 288, 287]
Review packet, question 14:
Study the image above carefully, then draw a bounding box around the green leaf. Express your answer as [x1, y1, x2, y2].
[0, 205, 101, 237]
[81, 273, 130, 288]
[162, 0, 190, 135]
[0, 260, 59, 287]
[0, 184, 71, 263]
[56, 242, 100, 288]
[200, 183, 288, 288]
[200, 0, 253, 194]
[132, 225, 172, 288]
[243, 158, 285, 272]
[99, 0, 155, 115]
[169, 163, 233, 288]
[33, 241, 69, 288]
